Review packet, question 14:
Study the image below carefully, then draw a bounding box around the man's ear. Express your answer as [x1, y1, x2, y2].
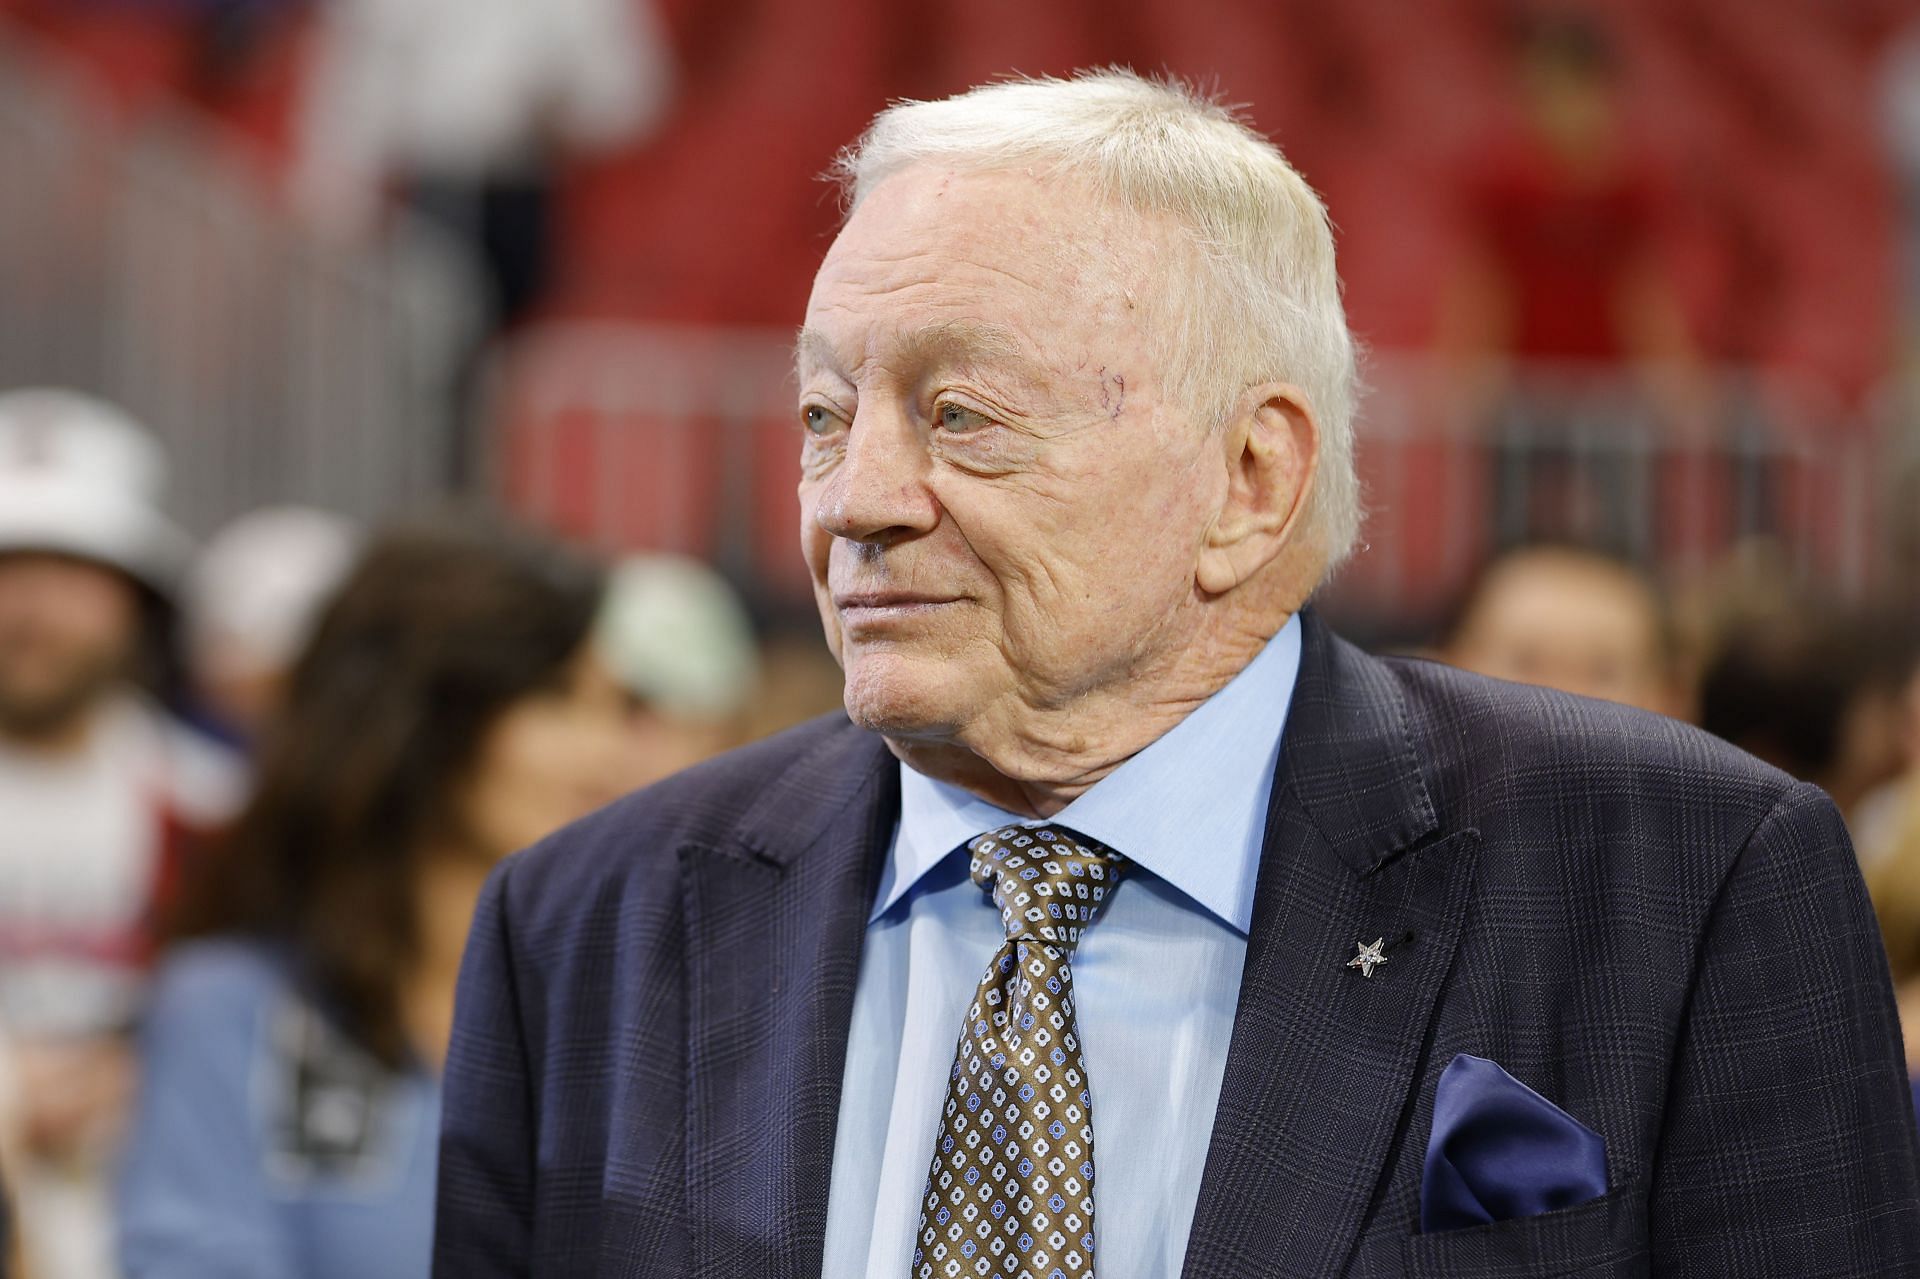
[1196, 383, 1320, 596]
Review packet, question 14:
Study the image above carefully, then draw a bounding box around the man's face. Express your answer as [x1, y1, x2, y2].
[796, 165, 1225, 747]
[0, 553, 141, 741]
[1447, 554, 1673, 716]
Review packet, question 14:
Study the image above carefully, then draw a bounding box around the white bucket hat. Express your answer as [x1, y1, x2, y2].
[185, 506, 360, 679]
[0, 388, 193, 594]
[595, 553, 759, 720]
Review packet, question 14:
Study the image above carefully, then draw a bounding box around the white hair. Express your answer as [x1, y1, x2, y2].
[831, 69, 1362, 574]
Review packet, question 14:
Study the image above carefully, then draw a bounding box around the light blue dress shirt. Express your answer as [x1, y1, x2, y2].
[821, 614, 1303, 1279]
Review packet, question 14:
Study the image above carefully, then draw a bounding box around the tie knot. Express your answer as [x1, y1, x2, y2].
[966, 824, 1127, 950]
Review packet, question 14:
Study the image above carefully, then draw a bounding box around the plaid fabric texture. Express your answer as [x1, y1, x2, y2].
[434, 609, 1920, 1277]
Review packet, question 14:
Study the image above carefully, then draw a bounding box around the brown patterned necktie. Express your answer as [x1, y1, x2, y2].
[912, 824, 1130, 1279]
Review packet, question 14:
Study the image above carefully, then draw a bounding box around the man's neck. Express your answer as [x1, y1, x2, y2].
[885, 615, 1288, 818]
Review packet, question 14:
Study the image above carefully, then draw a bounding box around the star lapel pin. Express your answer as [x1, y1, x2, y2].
[1346, 937, 1389, 978]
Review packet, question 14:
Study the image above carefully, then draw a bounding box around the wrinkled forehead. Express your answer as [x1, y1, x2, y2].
[800, 164, 1183, 377]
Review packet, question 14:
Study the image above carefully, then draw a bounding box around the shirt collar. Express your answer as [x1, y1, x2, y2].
[875, 613, 1303, 935]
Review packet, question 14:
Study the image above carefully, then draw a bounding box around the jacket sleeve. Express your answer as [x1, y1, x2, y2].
[1649, 782, 1920, 1273]
[433, 861, 536, 1278]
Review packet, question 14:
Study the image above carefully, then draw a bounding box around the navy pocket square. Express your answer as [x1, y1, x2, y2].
[1420, 1053, 1609, 1234]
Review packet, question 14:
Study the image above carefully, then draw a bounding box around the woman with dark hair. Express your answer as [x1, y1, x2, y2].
[116, 517, 636, 1279]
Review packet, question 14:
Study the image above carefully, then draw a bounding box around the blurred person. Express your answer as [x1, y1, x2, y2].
[1441, 543, 1683, 717]
[1439, 13, 1704, 551]
[1664, 538, 1800, 677]
[1906, 653, 1920, 766]
[594, 553, 759, 787]
[1893, 456, 1920, 595]
[293, 0, 673, 291]
[183, 506, 359, 746]
[1850, 635, 1920, 867]
[1, 1151, 12, 1278]
[291, 0, 674, 478]
[1864, 784, 1920, 1123]
[1700, 606, 1919, 827]
[1838, 614, 1920, 844]
[117, 517, 633, 1279]
[435, 72, 1920, 1277]
[0, 389, 242, 1279]
[740, 625, 848, 746]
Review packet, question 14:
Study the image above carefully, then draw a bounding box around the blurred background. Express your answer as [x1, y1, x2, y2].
[0, 0, 1917, 1276]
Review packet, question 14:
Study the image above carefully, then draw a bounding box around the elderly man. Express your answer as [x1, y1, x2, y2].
[434, 73, 1920, 1277]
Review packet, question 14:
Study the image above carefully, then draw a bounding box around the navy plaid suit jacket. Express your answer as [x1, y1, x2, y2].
[434, 610, 1920, 1276]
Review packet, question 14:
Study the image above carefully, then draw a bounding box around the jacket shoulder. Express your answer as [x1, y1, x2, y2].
[1378, 655, 1800, 849]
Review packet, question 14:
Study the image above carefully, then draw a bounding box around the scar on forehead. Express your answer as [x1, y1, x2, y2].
[1095, 366, 1127, 420]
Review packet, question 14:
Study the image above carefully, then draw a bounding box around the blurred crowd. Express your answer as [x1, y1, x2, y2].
[0, 1, 1916, 1277]
[0, 391, 845, 1278]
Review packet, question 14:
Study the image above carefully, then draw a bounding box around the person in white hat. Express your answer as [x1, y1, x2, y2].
[183, 506, 360, 744]
[592, 553, 761, 788]
[0, 389, 243, 1279]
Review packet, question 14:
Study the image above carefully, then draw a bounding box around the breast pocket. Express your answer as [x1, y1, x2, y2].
[1402, 1178, 1649, 1278]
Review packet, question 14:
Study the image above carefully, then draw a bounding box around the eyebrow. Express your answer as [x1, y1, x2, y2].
[794, 319, 1041, 383]
[793, 326, 839, 378]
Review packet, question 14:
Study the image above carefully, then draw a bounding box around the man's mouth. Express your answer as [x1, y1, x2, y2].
[834, 591, 963, 626]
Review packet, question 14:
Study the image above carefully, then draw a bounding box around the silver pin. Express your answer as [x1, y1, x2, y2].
[1346, 937, 1389, 979]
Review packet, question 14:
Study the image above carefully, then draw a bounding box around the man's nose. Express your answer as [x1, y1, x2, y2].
[814, 404, 939, 546]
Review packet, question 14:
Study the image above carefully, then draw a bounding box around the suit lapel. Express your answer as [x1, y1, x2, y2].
[1182, 613, 1482, 1278]
[680, 723, 898, 1278]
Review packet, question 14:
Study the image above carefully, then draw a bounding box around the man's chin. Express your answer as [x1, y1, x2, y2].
[839, 656, 970, 740]
[0, 668, 117, 742]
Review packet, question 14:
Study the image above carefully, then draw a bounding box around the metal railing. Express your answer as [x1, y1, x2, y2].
[481, 321, 809, 599]
[0, 27, 481, 538]
[1341, 358, 1895, 620]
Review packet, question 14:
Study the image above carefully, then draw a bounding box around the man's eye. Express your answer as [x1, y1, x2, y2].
[936, 402, 993, 434]
[802, 405, 841, 436]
